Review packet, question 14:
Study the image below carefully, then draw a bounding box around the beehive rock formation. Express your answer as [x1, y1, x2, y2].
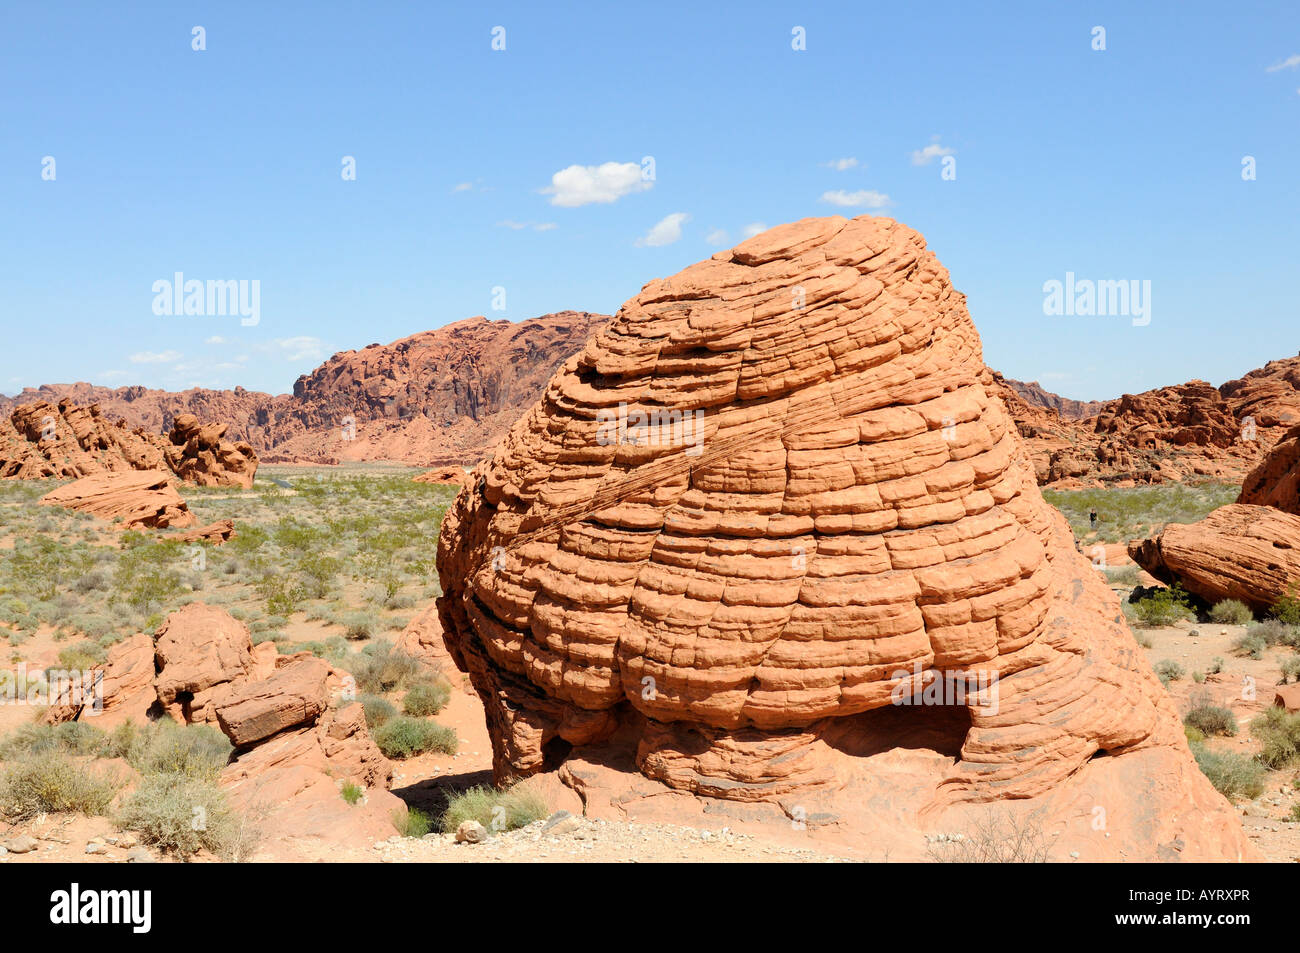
[436, 216, 1251, 858]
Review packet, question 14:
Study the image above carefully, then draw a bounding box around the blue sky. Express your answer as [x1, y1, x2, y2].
[2, 0, 1297, 401]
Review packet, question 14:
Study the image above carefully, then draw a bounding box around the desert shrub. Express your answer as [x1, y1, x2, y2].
[122, 721, 232, 781]
[1153, 659, 1185, 684]
[1283, 657, 1300, 684]
[0, 751, 116, 820]
[1208, 656, 1225, 674]
[924, 808, 1058, 862]
[341, 611, 378, 641]
[373, 717, 457, 759]
[360, 694, 397, 729]
[440, 783, 548, 835]
[1184, 705, 1237, 737]
[1272, 584, 1300, 626]
[1190, 742, 1265, 800]
[1234, 633, 1268, 660]
[1209, 599, 1253, 625]
[1247, 619, 1299, 648]
[1103, 565, 1139, 587]
[346, 641, 422, 694]
[0, 721, 107, 758]
[341, 781, 363, 805]
[403, 678, 452, 717]
[1252, 707, 1300, 769]
[393, 806, 433, 838]
[288, 635, 349, 663]
[56, 639, 107, 672]
[116, 774, 239, 858]
[1184, 724, 1206, 743]
[1131, 584, 1195, 627]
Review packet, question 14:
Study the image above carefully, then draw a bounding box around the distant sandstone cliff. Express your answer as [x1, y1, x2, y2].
[6, 314, 1296, 485]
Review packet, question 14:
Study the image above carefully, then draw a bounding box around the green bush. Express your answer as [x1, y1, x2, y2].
[341, 781, 363, 805]
[403, 678, 452, 717]
[0, 751, 117, 820]
[373, 717, 458, 759]
[1190, 742, 1266, 801]
[360, 694, 398, 729]
[120, 721, 232, 781]
[1209, 599, 1253, 625]
[1153, 659, 1185, 684]
[1252, 707, 1300, 769]
[116, 774, 240, 858]
[1131, 584, 1196, 627]
[345, 642, 422, 694]
[392, 806, 433, 837]
[1282, 657, 1300, 684]
[340, 611, 379, 641]
[0, 721, 107, 759]
[1233, 633, 1267, 660]
[1184, 705, 1237, 737]
[1272, 584, 1300, 626]
[440, 783, 548, 835]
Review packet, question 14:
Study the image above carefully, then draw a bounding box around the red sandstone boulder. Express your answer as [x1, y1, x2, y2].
[433, 215, 1252, 860]
[153, 602, 256, 723]
[393, 603, 453, 671]
[413, 466, 470, 486]
[215, 657, 331, 748]
[38, 470, 195, 529]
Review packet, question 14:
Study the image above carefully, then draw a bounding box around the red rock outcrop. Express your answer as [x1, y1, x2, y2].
[162, 414, 257, 488]
[1239, 423, 1300, 515]
[38, 470, 196, 529]
[413, 466, 470, 486]
[1, 313, 608, 468]
[1129, 504, 1300, 611]
[1, 398, 258, 487]
[173, 518, 236, 545]
[394, 603, 454, 671]
[435, 215, 1251, 859]
[153, 602, 257, 723]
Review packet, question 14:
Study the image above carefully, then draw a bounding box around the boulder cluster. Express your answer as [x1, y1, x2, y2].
[44, 603, 398, 851]
[0, 399, 257, 488]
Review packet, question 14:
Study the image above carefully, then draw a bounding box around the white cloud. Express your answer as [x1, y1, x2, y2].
[741, 222, 767, 239]
[1267, 54, 1300, 72]
[497, 220, 557, 232]
[452, 182, 474, 192]
[910, 142, 955, 165]
[820, 190, 891, 209]
[204, 335, 225, 345]
[825, 157, 859, 171]
[542, 161, 652, 207]
[635, 213, 689, 248]
[129, 349, 182, 364]
[258, 337, 324, 362]
[706, 228, 729, 246]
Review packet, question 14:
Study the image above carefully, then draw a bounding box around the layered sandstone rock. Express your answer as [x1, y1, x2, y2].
[1, 399, 257, 487]
[1129, 504, 1300, 611]
[394, 603, 454, 671]
[153, 602, 256, 723]
[38, 470, 196, 529]
[174, 518, 236, 545]
[162, 414, 257, 488]
[2, 313, 607, 468]
[413, 466, 470, 486]
[40, 602, 400, 854]
[436, 215, 1250, 858]
[1239, 423, 1300, 515]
